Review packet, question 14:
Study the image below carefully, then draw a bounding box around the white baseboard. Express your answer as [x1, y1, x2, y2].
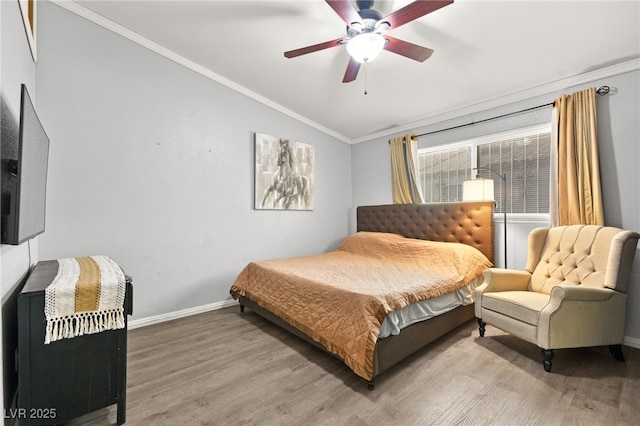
[128, 299, 238, 330]
[623, 335, 640, 349]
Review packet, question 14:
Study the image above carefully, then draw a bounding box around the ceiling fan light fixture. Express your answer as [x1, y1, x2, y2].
[346, 32, 386, 63]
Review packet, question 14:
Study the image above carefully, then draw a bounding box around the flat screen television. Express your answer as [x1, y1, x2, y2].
[1, 84, 50, 245]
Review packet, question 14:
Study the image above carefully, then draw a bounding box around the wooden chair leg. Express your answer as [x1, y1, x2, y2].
[542, 349, 553, 372]
[477, 319, 486, 337]
[609, 344, 625, 362]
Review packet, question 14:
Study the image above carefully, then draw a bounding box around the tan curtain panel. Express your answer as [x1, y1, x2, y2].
[552, 87, 604, 226]
[390, 134, 424, 204]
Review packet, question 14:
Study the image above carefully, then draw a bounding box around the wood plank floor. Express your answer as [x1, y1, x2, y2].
[66, 306, 640, 425]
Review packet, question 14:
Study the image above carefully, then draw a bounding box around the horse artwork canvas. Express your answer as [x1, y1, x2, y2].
[255, 133, 314, 210]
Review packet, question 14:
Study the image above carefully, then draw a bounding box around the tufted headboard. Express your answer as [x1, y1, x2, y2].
[357, 202, 495, 265]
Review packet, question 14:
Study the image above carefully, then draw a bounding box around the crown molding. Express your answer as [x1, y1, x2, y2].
[50, 0, 351, 144]
[50, 2, 638, 146]
[350, 58, 640, 144]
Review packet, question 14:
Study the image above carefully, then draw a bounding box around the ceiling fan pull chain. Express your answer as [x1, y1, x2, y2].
[364, 61, 368, 95]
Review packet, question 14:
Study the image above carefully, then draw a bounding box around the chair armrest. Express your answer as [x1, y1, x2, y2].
[475, 269, 531, 319]
[537, 286, 627, 349]
[549, 285, 624, 302]
[479, 268, 531, 293]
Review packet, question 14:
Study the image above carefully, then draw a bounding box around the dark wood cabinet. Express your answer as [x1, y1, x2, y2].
[17, 260, 132, 425]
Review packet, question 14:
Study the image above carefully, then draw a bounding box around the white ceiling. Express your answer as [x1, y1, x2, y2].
[65, 0, 640, 143]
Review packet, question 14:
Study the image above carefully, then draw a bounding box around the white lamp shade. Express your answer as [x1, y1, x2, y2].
[346, 33, 386, 63]
[463, 178, 494, 201]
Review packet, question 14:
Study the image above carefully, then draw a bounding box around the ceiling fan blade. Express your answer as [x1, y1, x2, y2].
[325, 0, 362, 26]
[342, 58, 361, 83]
[383, 36, 434, 62]
[382, 0, 453, 30]
[284, 37, 344, 58]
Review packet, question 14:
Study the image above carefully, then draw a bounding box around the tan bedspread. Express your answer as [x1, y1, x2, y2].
[230, 231, 492, 380]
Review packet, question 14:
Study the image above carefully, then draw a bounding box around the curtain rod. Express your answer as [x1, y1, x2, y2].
[393, 85, 611, 140]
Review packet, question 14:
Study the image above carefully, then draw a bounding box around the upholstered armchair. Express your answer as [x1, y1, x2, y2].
[475, 225, 639, 371]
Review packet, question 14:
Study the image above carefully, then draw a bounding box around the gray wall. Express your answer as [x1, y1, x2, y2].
[1, 0, 40, 417]
[35, 2, 351, 321]
[1, 0, 38, 302]
[351, 70, 640, 344]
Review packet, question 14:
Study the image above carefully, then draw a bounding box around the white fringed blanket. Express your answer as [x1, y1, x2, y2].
[44, 255, 126, 344]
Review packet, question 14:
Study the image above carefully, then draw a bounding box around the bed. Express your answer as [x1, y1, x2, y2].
[230, 202, 495, 389]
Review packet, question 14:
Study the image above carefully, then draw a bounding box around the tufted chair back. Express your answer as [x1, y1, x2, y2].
[526, 225, 639, 294]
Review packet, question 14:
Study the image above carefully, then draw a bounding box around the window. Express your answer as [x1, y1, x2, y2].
[418, 124, 551, 214]
[418, 143, 472, 203]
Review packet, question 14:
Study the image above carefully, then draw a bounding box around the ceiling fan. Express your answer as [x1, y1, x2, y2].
[284, 0, 454, 83]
